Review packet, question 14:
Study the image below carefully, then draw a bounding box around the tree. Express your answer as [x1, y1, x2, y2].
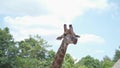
[101, 56, 114, 68]
[17, 35, 51, 68]
[18, 35, 49, 59]
[113, 46, 120, 62]
[76, 55, 100, 68]
[75, 65, 87, 68]
[0, 27, 53, 68]
[62, 53, 75, 68]
[46, 50, 55, 67]
[0, 27, 17, 68]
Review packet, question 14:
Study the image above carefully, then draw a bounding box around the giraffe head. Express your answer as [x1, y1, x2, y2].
[57, 24, 80, 44]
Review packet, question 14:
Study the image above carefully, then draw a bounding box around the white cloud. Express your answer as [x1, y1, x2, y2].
[4, 15, 69, 41]
[0, 0, 48, 16]
[86, 49, 105, 54]
[4, 15, 67, 28]
[4, 16, 106, 43]
[3, 0, 109, 42]
[79, 34, 105, 44]
[41, 0, 111, 22]
[4, 16, 106, 45]
[1, 0, 113, 22]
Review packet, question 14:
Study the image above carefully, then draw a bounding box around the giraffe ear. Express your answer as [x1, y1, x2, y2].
[56, 36, 63, 40]
[75, 35, 80, 38]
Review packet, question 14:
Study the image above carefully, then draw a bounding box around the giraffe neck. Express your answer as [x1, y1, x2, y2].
[51, 40, 68, 68]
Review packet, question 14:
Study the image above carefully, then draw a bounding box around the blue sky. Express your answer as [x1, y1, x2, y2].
[0, 0, 120, 60]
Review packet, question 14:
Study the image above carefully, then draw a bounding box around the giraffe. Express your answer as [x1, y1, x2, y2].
[51, 24, 80, 68]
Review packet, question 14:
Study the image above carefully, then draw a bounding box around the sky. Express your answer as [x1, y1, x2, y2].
[0, 0, 120, 61]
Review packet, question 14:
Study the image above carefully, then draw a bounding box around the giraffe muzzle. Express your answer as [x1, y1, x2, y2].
[73, 38, 77, 44]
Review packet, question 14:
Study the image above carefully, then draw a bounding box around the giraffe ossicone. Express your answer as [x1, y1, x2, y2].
[51, 24, 80, 68]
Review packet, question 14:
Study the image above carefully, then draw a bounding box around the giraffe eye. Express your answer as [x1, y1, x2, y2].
[64, 33, 67, 36]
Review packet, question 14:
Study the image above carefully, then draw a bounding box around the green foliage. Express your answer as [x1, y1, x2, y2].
[0, 27, 52, 68]
[18, 35, 48, 59]
[76, 55, 100, 68]
[113, 46, 120, 62]
[46, 50, 55, 66]
[15, 57, 48, 68]
[76, 65, 87, 68]
[0, 27, 16, 68]
[17, 35, 51, 68]
[62, 53, 75, 68]
[0, 27, 15, 57]
[101, 56, 114, 68]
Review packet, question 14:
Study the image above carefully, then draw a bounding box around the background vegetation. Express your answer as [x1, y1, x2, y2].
[0, 27, 120, 68]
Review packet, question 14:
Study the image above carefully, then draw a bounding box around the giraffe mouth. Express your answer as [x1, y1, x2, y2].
[73, 39, 77, 44]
